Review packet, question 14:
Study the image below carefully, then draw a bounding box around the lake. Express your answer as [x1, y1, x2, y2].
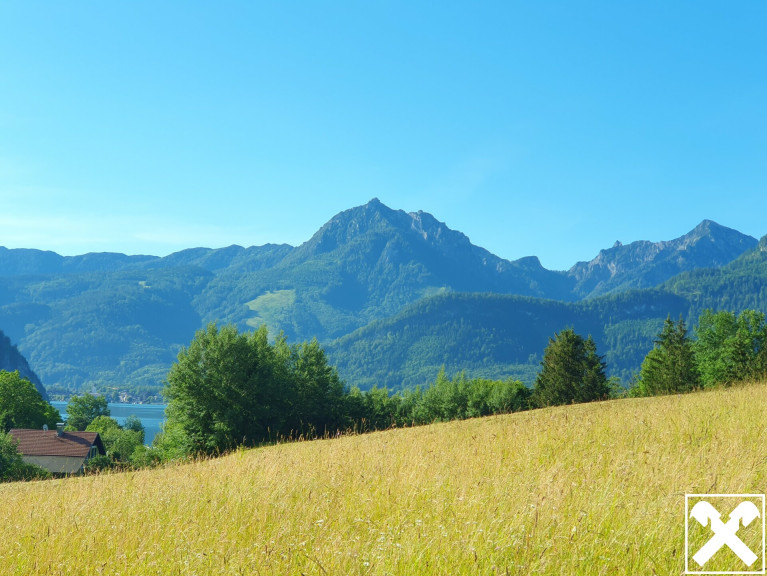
[50, 402, 167, 446]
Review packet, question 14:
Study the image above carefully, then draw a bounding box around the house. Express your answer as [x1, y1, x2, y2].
[8, 423, 106, 475]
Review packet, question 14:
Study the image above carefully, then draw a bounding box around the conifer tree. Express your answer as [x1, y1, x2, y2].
[636, 315, 699, 396]
[694, 309, 767, 386]
[533, 328, 608, 407]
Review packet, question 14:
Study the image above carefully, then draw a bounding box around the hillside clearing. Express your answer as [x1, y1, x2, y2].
[2, 383, 767, 575]
[245, 289, 297, 329]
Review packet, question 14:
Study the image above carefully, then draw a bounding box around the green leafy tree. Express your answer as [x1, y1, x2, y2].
[694, 309, 767, 387]
[65, 394, 110, 431]
[123, 415, 145, 444]
[0, 370, 61, 432]
[152, 418, 194, 462]
[0, 431, 25, 481]
[343, 386, 399, 432]
[533, 328, 609, 407]
[411, 370, 531, 422]
[163, 323, 352, 455]
[108, 428, 143, 462]
[0, 431, 50, 482]
[162, 323, 289, 454]
[418, 368, 465, 421]
[86, 416, 143, 462]
[635, 316, 699, 396]
[85, 415, 121, 436]
[483, 378, 532, 414]
[128, 444, 161, 468]
[285, 338, 346, 436]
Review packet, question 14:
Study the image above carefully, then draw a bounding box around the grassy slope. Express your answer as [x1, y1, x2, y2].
[244, 289, 297, 329]
[3, 383, 767, 575]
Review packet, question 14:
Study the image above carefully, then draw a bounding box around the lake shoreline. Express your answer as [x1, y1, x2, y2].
[50, 401, 167, 446]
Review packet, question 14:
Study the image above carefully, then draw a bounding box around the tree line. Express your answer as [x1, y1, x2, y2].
[630, 309, 767, 396]
[530, 308, 767, 403]
[3, 308, 767, 480]
[155, 309, 767, 457]
[152, 324, 533, 459]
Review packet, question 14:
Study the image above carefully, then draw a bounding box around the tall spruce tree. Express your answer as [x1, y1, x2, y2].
[636, 315, 699, 396]
[533, 328, 608, 407]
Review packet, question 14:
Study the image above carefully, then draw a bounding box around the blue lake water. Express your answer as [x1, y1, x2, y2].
[50, 402, 167, 446]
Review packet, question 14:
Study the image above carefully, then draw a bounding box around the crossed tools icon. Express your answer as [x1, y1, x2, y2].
[689, 499, 762, 568]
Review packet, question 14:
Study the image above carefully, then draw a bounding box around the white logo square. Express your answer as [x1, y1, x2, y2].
[686, 494, 765, 574]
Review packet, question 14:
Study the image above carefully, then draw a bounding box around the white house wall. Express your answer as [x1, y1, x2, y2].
[22, 455, 86, 475]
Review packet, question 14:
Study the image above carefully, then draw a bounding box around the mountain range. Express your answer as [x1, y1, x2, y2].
[1, 199, 765, 399]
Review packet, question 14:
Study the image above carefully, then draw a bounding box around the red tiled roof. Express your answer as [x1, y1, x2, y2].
[8, 429, 106, 458]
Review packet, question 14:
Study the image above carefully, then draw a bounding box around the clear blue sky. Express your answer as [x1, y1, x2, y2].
[1, 2, 765, 271]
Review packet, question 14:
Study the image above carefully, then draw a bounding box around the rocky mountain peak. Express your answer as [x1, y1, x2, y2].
[515, 255, 544, 270]
[568, 220, 757, 298]
[300, 199, 475, 259]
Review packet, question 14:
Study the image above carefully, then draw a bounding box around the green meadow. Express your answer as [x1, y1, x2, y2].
[3, 382, 767, 575]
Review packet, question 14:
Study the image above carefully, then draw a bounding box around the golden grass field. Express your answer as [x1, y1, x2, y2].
[3, 382, 767, 575]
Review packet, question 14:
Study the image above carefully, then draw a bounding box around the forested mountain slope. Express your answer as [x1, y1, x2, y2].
[328, 232, 767, 389]
[326, 290, 691, 390]
[663, 234, 767, 316]
[0, 329, 47, 399]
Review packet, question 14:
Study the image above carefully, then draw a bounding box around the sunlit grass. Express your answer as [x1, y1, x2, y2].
[3, 382, 767, 575]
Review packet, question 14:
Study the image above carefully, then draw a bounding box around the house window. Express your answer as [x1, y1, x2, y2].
[89, 446, 98, 459]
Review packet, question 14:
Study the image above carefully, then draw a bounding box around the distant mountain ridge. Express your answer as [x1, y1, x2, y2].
[568, 219, 757, 297]
[0, 247, 157, 276]
[0, 200, 755, 301]
[0, 199, 762, 397]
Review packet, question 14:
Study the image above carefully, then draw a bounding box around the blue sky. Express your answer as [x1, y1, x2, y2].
[1, 2, 765, 271]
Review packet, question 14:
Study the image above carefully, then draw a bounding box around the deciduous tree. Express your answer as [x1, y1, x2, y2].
[0, 370, 61, 432]
[0, 431, 50, 482]
[65, 393, 110, 431]
[86, 416, 143, 462]
[285, 338, 346, 436]
[162, 323, 290, 454]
